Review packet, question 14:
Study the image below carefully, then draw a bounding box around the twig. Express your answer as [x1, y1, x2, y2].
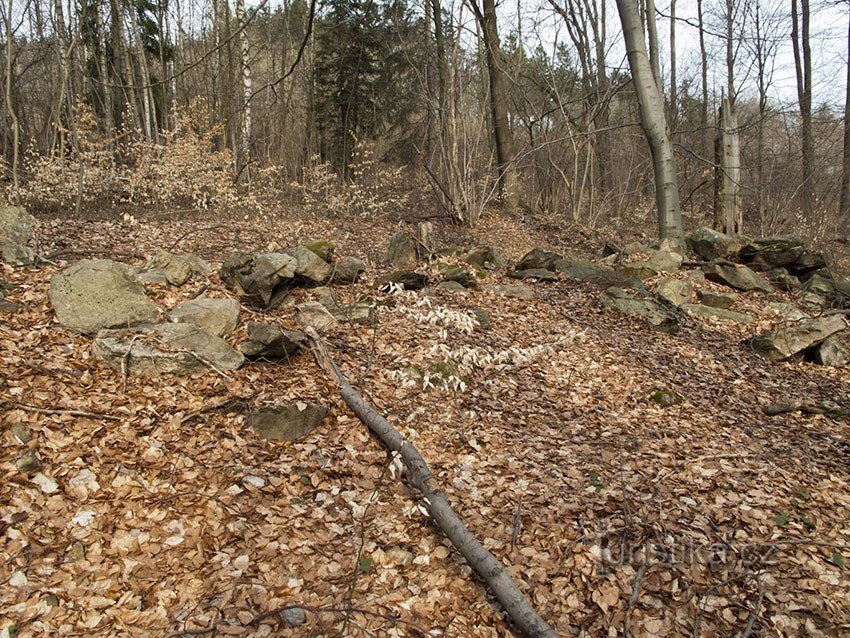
[624, 564, 648, 638]
[741, 578, 765, 638]
[168, 225, 226, 251]
[510, 501, 523, 551]
[1, 399, 120, 421]
[121, 335, 140, 392]
[763, 402, 848, 417]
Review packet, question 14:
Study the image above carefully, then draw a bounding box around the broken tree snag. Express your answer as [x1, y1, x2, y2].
[306, 329, 560, 638]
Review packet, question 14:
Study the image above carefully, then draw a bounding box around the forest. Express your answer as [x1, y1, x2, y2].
[1, 0, 849, 636]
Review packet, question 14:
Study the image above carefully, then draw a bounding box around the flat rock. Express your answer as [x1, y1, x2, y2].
[507, 268, 559, 282]
[249, 404, 328, 440]
[656, 278, 692, 306]
[441, 265, 479, 288]
[460, 245, 505, 269]
[697, 290, 738, 309]
[515, 248, 563, 271]
[139, 250, 210, 286]
[801, 271, 850, 302]
[93, 323, 244, 375]
[621, 250, 683, 280]
[809, 336, 850, 367]
[704, 264, 773, 293]
[375, 270, 428, 291]
[553, 259, 643, 289]
[0, 299, 21, 314]
[331, 257, 366, 284]
[483, 284, 534, 300]
[471, 308, 491, 330]
[169, 297, 240, 336]
[384, 231, 417, 267]
[599, 287, 679, 332]
[316, 289, 376, 326]
[765, 268, 801, 291]
[50, 259, 160, 333]
[283, 245, 333, 283]
[221, 252, 298, 308]
[436, 281, 470, 295]
[239, 321, 306, 358]
[740, 236, 804, 270]
[0, 206, 37, 265]
[304, 240, 335, 262]
[789, 252, 827, 276]
[749, 315, 848, 362]
[682, 303, 751, 323]
[295, 302, 338, 331]
[687, 227, 742, 261]
[764, 302, 809, 322]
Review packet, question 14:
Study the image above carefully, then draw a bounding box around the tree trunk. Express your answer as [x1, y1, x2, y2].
[791, 0, 813, 214]
[235, 0, 252, 182]
[697, 0, 709, 154]
[669, 0, 676, 130]
[714, 97, 742, 235]
[840, 7, 850, 229]
[4, 0, 19, 194]
[615, 0, 683, 244]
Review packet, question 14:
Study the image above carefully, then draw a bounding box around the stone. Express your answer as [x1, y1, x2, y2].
[598, 287, 679, 332]
[460, 245, 506, 269]
[507, 268, 559, 282]
[656, 278, 692, 306]
[16, 450, 41, 474]
[765, 268, 801, 291]
[331, 257, 366, 284]
[222, 252, 298, 308]
[281, 607, 307, 627]
[139, 250, 210, 286]
[697, 290, 738, 309]
[304, 240, 335, 262]
[687, 227, 742, 261]
[602, 242, 624, 257]
[483, 284, 534, 300]
[92, 323, 244, 375]
[283, 246, 333, 283]
[740, 236, 805, 270]
[295, 302, 338, 331]
[442, 265, 479, 288]
[220, 252, 256, 285]
[138, 271, 170, 286]
[764, 302, 809, 322]
[384, 231, 418, 267]
[49, 259, 160, 333]
[471, 308, 491, 330]
[415, 222, 435, 258]
[0, 206, 37, 265]
[11, 423, 32, 444]
[168, 297, 240, 337]
[789, 252, 827, 276]
[801, 271, 850, 302]
[682, 303, 751, 323]
[436, 281, 470, 295]
[623, 242, 651, 255]
[249, 404, 329, 440]
[375, 270, 428, 291]
[552, 259, 643, 289]
[0, 299, 21, 314]
[809, 336, 850, 367]
[621, 250, 683, 280]
[239, 322, 306, 358]
[515, 248, 563, 271]
[315, 290, 376, 326]
[704, 264, 773, 293]
[749, 315, 848, 362]
[650, 390, 683, 407]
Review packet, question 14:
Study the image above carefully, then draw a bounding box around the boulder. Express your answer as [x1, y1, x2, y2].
[304, 240, 335, 262]
[384, 231, 418, 267]
[283, 245, 333, 283]
[740, 236, 804, 270]
[749, 315, 848, 362]
[697, 290, 738, 309]
[515, 248, 563, 271]
[621, 250, 683, 280]
[295, 301, 338, 331]
[801, 271, 850, 304]
[315, 289, 376, 326]
[460, 245, 506, 269]
[139, 250, 210, 286]
[249, 404, 329, 440]
[552, 259, 643, 289]
[0, 299, 21, 314]
[687, 227, 742, 261]
[764, 302, 808, 322]
[704, 264, 773, 293]
[682, 303, 751, 323]
[0, 206, 37, 265]
[331, 257, 366, 284]
[482, 284, 534, 299]
[808, 336, 850, 367]
[169, 297, 240, 336]
[765, 268, 801, 291]
[656, 278, 692, 306]
[50, 259, 160, 333]
[471, 308, 491, 330]
[92, 323, 244, 375]
[789, 252, 827, 276]
[375, 270, 428, 291]
[508, 268, 559, 282]
[602, 242, 624, 257]
[239, 321, 306, 358]
[442, 265, 479, 288]
[598, 287, 679, 332]
[221, 252, 298, 308]
[436, 281, 470, 295]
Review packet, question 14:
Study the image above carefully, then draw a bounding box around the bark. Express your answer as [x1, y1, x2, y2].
[307, 329, 560, 638]
[725, 0, 735, 104]
[644, 0, 661, 91]
[714, 97, 742, 235]
[669, 0, 676, 130]
[615, 0, 683, 244]
[235, 0, 252, 179]
[840, 7, 850, 228]
[791, 0, 813, 213]
[4, 0, 18, 193]
[697, 0, 709, 153]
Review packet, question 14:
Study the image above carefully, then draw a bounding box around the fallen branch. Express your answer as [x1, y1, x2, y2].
[1, 398, 121, 421]
[762, 402, 849, 417]
[306, 328, 559, 638]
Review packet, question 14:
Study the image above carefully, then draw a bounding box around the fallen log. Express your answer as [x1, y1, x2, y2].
[763, 402, 849, 417]
[306, 328, 560, 638]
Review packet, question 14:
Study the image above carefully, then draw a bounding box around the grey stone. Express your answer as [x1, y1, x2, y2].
[515, 248, 563, 271]
[16, 450, 41, 474]
[507, 268, 559, 282]
[138, 270, 170, 286]
[295, 302, 338, 331]
[765, 268, 801, 291]
[0, 299, 21, 314]
[436, 281, 470, 295]
[384, 231, 418, 267]
[602, 242, 624, 257]
[49, 259, 160, 333]
[682, 303, 751, 323]
[621, 250, 683, 280]
[801, 271, 850, 302]
[750, 315, 848, 362]
[483, 284, 534, 299]
[223, 252, 298, 308]
[283, 246, 333, 283]
[375, 270, 428, 291]
[331, 257, 366, 284]
[169, 297, 240, 337]
[656, 278, 692, 306]
[764, 302, 809, 322]
[249, 404, 328, 440]
[553, 259, 644, 289]
[280, 607, 307, 627]
[598, 287, 679, 332]
[471, 308, 491, 330]
[0, 206, 37, 265]
[239, 321, 306, 358]
[697, 290, 738, 309]
[704, 264, 773, 293]
[740, 236, 805, 270]
[687, 227, 742, 261]
[460, 245, 506, 269]
[809, 336, 850, 367]
[11, 423, 32, 444]
[789, 252, 828, 276]
[442, 265, 479, 288]
[304, 241, 336, 262]
[139, 250, 210, 286]
[315, 290, 376, 326]
[92, 323, 244, 375]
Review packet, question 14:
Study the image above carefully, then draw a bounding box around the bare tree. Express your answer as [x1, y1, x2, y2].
[840, 1, 850, 226]
[791, 0, 813, 213]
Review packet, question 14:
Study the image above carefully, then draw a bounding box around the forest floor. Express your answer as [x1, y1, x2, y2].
[1, 207, 849, 637]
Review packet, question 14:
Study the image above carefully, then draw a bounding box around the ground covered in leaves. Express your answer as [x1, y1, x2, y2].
[2, 210, 849, 637]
